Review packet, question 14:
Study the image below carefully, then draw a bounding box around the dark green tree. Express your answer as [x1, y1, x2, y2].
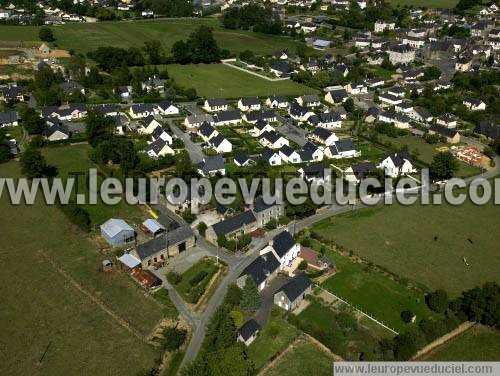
[430, 152, 459, 180]
[39, 27, 55, 42]
[240, 277, 261, 312]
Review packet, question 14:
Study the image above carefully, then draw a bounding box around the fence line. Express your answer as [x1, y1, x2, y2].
[315, 285, 399, 336]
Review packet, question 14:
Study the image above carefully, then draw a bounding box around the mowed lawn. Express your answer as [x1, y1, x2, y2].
[422, 326, 500, 361]
[377, 134, 481, 178]
[0, 19, 308, 55]
[0, 161, 165, 375]
[312, 201, 500, 296]
[43, 144, 143, 227]
[247, 309, 300, 370]
[263, 337, 334, 376]
[317, 241, 435, 333]
[165, 64, 315, 98]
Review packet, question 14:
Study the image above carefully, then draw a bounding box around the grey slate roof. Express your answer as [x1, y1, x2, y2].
[135, 226, 194, 260]
[197, 155, 225, 175]
[212, 210, 256, 236]
[239, 319, 260, 341]
[239, 251, 280, 286]
[278, 274, 312, 302]
[272, 231, 296, 258]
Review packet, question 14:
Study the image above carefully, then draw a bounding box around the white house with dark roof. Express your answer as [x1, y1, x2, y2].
[274, 274, 312, 311]
[236, 251, 280, 291]
[137, 116, 162, 134]
[301, 142, 324, 162]
[157, 101, 179, 116]
[243, 110, 277, 124]
[324, 140, 359, 159]
[184, 114, 213, 128]
[213, 110, 242, 126]
[209, 133, 232, 153]
[279, 144, 302, 164]
[261, 147, 282, 166]
[296, 94, 321, 108]
[377, 151, 416, 178]
[266, 95, 289, 108]
[311, 127, 339, 146]
[238, 319, 260, 346]
[309, 111, 342, 129]
[237, 97, 261, 112]
[144, 138, 174, 158]
[436, 113, 458, 128]
[250, 120, 275, 137]
[463, 97, 486, 111]
[265, 230, 300, 271]
[259, 131, 289, 149]
[324, 89, 348, 105]
[289, 102, 315, 122]
[198, 122, 218, 142]
[204, 98, 228, 112]
[0, 111, 18, 127]
[197, 155, 226, 177]
[129, 103, 156, 119]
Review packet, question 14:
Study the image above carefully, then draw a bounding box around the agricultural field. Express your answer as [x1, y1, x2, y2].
[165, 64, 315, 98]
[247, 308, 300, 370]
[386, 0, 458, 8]
[263, 337, 334, 376]
[422, 326, 500, 361]
[43, 144, 144, 227]
[0, 161, 166, 376]
[314, 239, 435, 333]
[0, 19, 309, 56]
[312, 200, 500, 296]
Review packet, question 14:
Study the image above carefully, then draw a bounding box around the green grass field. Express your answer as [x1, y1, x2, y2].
[263, 337, 333, 376]
[0, 161, 165, 375]
[165, 64, 315, 98]
[387, 0, 458, 8]
[376, 134, 481, 178]
[247, 308, 300, 370]
[0, 19, 308, 55]
[173, 258, 219, 304]
[423, 326, 500, 361]
[315, 240, 435, 333]
[43, 144, 143, 227]
[312, 200, 500, 296]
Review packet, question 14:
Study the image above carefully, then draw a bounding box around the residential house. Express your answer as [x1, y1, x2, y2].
[252, 197, 284, 227]
[408, 107, 433, 123]
[324, 140, 359, 159]
[234, 153, 254, 167]
[142, 76, 164, 93]
[271, 61, 292, 77]
[289, 102, 315, 122]
[377, 151, 416, 177]
[0, 111, 18, 127]
[184, 114, 213, 128]
[197, 155, 226, 177]
[204, 98, 228, 112]
[378, 110, 411, 129]
[309, 111, 342, 129]
[59, 80, 85, 96]
[213, 110, 242, 126]
[388, 44, 415, 65]
[144, 138, 174, 158]
[43, 120, 70, 141]
[463, 97, 486, 111]
[344, 162, 376, 183]
[259, 131, 289, 149]
[116, 86, 132, 100]
[300, 142, 324, 162]
[274, 274, 312, 311]
[236, 251, 280, 291]
[324, 89, 348, 104]
[157, 101, 179, 116]
[129, 103, 156, 119]
[206, 210, 257, 243]
[279, 144, 302, 164]
[296, 94, 321, 108]
[244, 110, 277, 124]
[198, 122, 218, 142]
[374, 20, 395, 33]
[436, 113, 458, 128]
[209, 133, 232, 153]
[237, 319, 260, 346]
[429, 124, 461, 144]
[311, 127, 339, 146]
[298, 163, 331, 184]
[138, 115, 162, 134]
[266, 95, 289, 109]
[238, 97, 261, 112]
[250, 120, 275, 137]
[261, 147, 282, 166]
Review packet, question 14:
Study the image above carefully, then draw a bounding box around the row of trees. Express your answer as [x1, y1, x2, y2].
[171, 26, 225, 64]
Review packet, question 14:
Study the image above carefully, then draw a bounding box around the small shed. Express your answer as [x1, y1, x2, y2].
[100, 218, 135, 247]
[118, 253, 141, 271]
[142, 219, 166, 236]
[237, 319, 261, 346]
[102, 259, 113, 272]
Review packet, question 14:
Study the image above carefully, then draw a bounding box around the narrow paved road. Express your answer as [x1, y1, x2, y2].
[276, 114, 308, 147]
[167, 120, 205, 164]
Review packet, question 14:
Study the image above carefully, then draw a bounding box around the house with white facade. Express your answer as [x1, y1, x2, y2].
[377, 152, 416, 177]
